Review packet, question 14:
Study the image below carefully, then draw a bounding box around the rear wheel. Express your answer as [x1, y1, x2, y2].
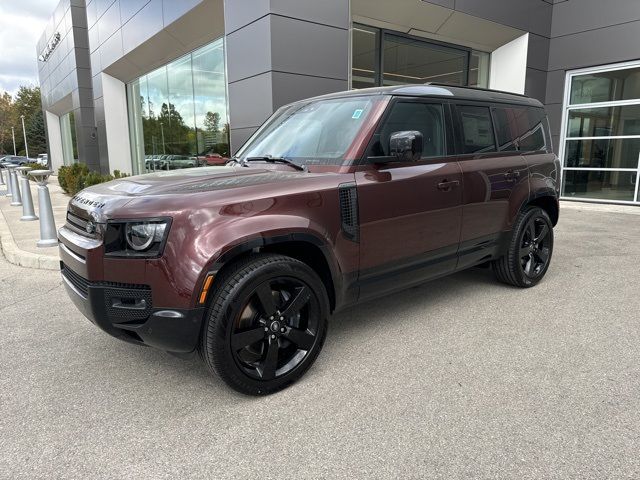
[199, 254, 328, 395]
[493, 206, 554, 288]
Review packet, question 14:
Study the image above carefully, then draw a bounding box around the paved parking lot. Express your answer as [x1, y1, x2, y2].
[1, 206, 639, 479]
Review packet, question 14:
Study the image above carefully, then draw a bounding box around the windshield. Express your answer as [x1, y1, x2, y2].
[237, 95, 385, 165]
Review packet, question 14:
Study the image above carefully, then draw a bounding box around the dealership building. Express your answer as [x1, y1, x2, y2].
[37, 0, 640, 204]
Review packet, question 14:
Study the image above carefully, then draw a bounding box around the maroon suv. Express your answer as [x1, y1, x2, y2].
[59, 85, 560, 395]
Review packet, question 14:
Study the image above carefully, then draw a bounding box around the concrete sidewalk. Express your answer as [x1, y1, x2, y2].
[0, 174, 67, 270]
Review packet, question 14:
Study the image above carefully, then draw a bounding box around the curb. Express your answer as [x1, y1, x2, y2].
[0, 209, 60, 271]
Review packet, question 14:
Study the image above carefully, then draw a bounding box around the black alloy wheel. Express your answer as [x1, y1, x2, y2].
[231, 277, 320, 381]
[200, 254, 328, 395]
[518, 215, 552, 279]
[493, 206, 554, 287]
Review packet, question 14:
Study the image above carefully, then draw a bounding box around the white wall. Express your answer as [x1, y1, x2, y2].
[489, 33, 529, 94]
[45, 111, 64, 171]
[101, 73, 132, 174]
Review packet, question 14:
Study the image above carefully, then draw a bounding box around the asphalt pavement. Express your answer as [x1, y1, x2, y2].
[1, 206, 639, 479]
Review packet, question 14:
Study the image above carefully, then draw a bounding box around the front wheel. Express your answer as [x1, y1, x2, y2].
[492, 206, 554, 288]
[199, 254, 328, 395]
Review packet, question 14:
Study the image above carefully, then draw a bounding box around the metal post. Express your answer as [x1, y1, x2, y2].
[15, 167, 38, 221]
[11, 127, 17, 155]
[7, 165, 22, 206]
[1, 163, 12, 196]
[0, 164, 5, 187]
[29, 170, 57, 247]
[21, 115, 29, 158]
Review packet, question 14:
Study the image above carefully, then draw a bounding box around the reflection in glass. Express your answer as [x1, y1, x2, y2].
[567, 105, 640, 138]
[565, 138, 640, 169]
[352, 25, 378, 89]
[562, 170, 637, 201]
[382, 34, 466, 86]
[127, 38, 229, 173]
[469, 51, 490, 88]
[60, 111, 78, 165]
[570, 67, 640, 105]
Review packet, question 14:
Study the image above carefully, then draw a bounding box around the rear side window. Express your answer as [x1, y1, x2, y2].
[492, 105, 547, 152]
[376, 102, 445, 157]
[458, 105, 496, 154]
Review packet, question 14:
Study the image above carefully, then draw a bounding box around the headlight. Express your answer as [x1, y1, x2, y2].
[104, 219, 171, 258]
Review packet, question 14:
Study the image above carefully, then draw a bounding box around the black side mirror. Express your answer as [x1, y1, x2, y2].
[389, 130, 423, 162]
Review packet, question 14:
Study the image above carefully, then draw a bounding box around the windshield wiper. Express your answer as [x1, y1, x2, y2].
[225, 156, 248, 167]
[245, 155, 306, 171]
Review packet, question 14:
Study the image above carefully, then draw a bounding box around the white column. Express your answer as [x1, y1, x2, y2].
[489, 33, 529, 94]
[45, 111, 64, 171]
[101, 73, 133, 174]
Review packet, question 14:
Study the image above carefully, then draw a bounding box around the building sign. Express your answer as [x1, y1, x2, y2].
[38, 32, 61, 62]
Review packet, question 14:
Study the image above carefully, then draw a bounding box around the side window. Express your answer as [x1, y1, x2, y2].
[458, 105, 496, 154]
[492, 107, 519, 151]
[376, 102, 445, 157]
[492, 105, 547, 152]
[518, 107, 547, 152]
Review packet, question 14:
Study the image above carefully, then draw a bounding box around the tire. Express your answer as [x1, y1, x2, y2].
[492, 206, 554, 288]
[199, 253, 329, 395]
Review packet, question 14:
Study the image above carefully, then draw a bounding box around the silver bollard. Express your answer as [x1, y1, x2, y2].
[0, 164, 5, 187]
[15, 167, 38, 221]
[7, 165, 22, 206]
[1, 162, 12, 197]
[29, 170, 58, 248]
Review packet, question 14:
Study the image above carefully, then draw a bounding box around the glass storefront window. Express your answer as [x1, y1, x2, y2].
[469, 51, 490, 88]
[561, 63, 640, 204]
[352, 25, 378, 89]
[567, 105, 640, 138]
[127, 38, 229, 174]
[60, 111, 78, 165]
[562, 170, 637, 202]
[569, 66, 640, 105]
[382, 34, 467, 86]
[351, 24, 490, 89]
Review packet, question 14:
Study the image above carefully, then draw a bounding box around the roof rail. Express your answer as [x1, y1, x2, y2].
[423, 82, 530, 99]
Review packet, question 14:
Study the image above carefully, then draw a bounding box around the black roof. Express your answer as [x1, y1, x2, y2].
[307, 83, 543, 108]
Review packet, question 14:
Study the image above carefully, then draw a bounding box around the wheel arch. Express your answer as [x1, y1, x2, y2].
[202, 233, 339, 313]
[521, 193, 559, 226]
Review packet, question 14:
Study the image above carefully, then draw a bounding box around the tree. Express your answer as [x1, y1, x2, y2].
[0, 86, 47, 157]
[204, 111, 221, 133]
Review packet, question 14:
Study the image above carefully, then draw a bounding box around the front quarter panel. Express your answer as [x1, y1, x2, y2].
[140, 173, 358, 310]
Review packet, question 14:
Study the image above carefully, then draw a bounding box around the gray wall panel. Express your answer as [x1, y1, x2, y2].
[119, 0, 149, 23]
[544, 69, 565, 104]
[270, 15, 349, 80]
[229, 127, 259, 154]
[527, 33, 550, 70]
[548, 19, 640, 71]
[271, 72, 347, 109]
[454, 0, 552, 37]
[524, 68, 547, 103]
[551, 0, 640, 38]
[225, 16, 272, 83]
[163, 0, 203, 26]
[121, 0, 164, 56]
[224, 0, 270, 33]
[228, 73, 274, 129]
[271, 0, 350, 29]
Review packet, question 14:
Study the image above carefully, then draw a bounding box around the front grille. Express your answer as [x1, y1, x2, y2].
[61, 264, 152, 322]
[66, 211, 100, 238]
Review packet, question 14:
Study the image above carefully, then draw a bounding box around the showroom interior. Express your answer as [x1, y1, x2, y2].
[36, 0, 640, 205]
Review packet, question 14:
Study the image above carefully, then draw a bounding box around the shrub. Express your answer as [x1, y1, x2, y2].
[57, 163, 129, 196]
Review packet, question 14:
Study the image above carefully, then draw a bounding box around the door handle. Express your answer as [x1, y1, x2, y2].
[504, 170, 521, 180]
[437, 180, 460, 191]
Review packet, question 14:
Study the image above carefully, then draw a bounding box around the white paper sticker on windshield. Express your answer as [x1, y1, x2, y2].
[352, 109, 364, 119]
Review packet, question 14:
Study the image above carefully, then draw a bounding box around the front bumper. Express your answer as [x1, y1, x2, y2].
[61, 263, 205, 353]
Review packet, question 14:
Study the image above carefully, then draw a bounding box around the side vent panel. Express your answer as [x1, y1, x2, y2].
[339, 183, 359, 243]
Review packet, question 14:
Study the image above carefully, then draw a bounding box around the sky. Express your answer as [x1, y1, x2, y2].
[0, 0, 59, 96]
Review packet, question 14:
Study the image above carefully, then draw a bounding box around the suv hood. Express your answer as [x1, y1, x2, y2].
[67, 166, 323, 220]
